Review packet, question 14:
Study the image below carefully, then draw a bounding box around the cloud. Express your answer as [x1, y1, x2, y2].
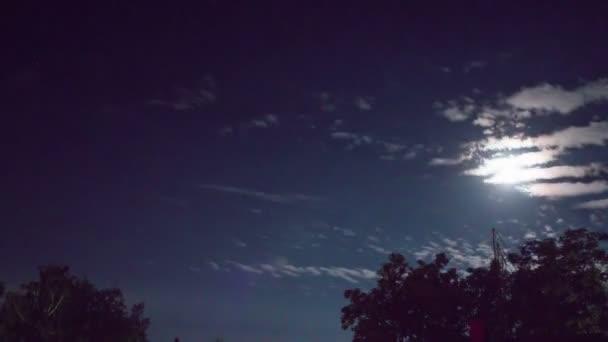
[147, 77, 216, 111]
[367, 235, 380, 243]
[484, 164, 606, 184]
[524, 231, 537, 239]
[251, 114, 279, 128]
[465, 150, 560, 176]
[437, 79, 608, 131]
[207, 261, 221, 271]
[413, 238, 492, 269]
[367, 244, 391, 254]
[576, 198, 608, 209]
[333, 226, 356, 237]
[519, 181, 608, 198]
[354, 97, 373, 111]
[435, 97, 477, 122]
[188, 265, 202, 273]
[218, 126, 233, 135]
[445, 122, 608, 191]
[330, 131, 374, 147]
[463, 60, 487, 73]
[429, 157, 467, 166]
[483, 121, 608, 151]
[506, 79, 608, 114]
[382, 142, 407, 153]
[233, 239, 247, 248]
[224, 259, 377, 283]
[227, 261, 264, 274]
[198, 184, 318, 203]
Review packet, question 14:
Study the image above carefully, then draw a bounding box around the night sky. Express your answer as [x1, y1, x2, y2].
[4, 2, 608, 341]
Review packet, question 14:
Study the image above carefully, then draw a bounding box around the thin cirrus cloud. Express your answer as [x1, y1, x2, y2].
[197, 184, 318, 203]
[576, 198, 608, 209]
[330, 131, 374, 146]
[483, 164, 607, 185]
[147, 76, 217, 111]
[221, 260, 377, 283]
[330, 131, 432, 161]
[482, 121, 608, 151]
[518, 181, 608, 199]
[250, 114, 279, 128]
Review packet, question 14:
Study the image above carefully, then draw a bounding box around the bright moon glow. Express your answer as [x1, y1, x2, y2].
[467, 151, 601, 185]
[465, 151, 555, 184]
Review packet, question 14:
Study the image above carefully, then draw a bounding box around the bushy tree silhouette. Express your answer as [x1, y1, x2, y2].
[341, 228, 608, 342]
[0, 265, 149, 341]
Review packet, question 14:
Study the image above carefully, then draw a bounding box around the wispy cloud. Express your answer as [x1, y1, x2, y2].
[207, 261, 221, 271]
[198, 184, 318, 203]
[233, 239, 247, 248]
[333, 226, 356, 237]
[519, 181, 608, 199]
[413, 238, 493, 269]
[483, 164, 606, 184]
[437, 79, 608, 128]
[367, 244, 390, 254]
[148, 76, 216, 111]
[251, 114, 279, 128]
[575, 198, 608, 209]
[434, 97, 477, 122]
[330, 131, 374, 147]
[506, 79, 608, 114]
[429, 156, 467, 166]
[435, 120, 608, 195]
[482, 121, 608, 151]
[354, 97, 373, 111]
[463, 60, 487, 73]
[223, 259, 377, 283]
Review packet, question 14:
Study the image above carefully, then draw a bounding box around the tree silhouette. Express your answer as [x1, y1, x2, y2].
[341, 228, 608, 341]
[0, 265, 149, 341]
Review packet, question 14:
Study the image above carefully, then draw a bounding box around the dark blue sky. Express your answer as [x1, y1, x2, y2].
[3, 2, 608, 341]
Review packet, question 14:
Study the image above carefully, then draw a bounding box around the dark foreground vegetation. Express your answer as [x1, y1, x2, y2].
[342, 228, 608, 341]
[2, 228, 607, 341]
[0, 266, 149, 341]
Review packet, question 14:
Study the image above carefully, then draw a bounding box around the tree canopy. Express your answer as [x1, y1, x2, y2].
[0, 265, 149, 342]
[341, 228, 608, 342]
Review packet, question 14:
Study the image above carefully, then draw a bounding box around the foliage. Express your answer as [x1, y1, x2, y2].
[341, 228, 608, 341]
[0, 265, 149, 342]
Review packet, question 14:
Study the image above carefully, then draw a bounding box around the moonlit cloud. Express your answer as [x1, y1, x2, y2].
[464, 150, 560, 176]
[147, 76, 216, 111]
[251, 114, 279, 128]
[367, 244, 390, 254]
[198, 184, 318, 203]
[333, 226, 356, 237]
[225, 260, 377, 283]
[330, 131, 374, 146]
[207, 261, 221, 271]
[435, 97, 477, 122]
[576, 198, 608, 209]
[354, 97, 373, 111]
[429, 157, 467, 166]
[482, 121, 608, 151]
[506, 79, 608, 114]
[413, 238, 492, 269]
[484, 164, 606, 184]
[463, 60, 487, 73]
[519, 181, 608, 198]
[438, 79, 608, 129]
